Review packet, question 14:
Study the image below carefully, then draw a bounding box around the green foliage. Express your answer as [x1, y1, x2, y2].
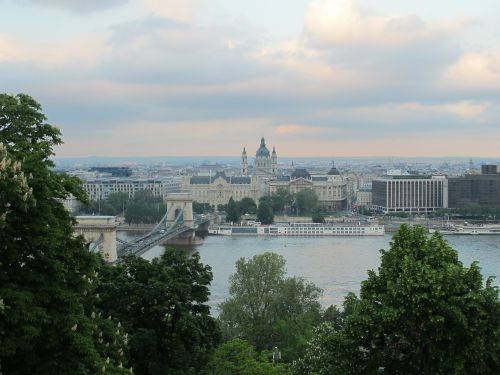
[193, 201, 212, 214]
[105, 192, 129, 215]
[311, 207, 325, 223]
[297, 225, 500, 374]
[81, 192, 130, 216]
[270, 188, 293, 214]
[0, 93, 128, 374]
[124, 190, 166, 224]
[226, 197, 240, 223]
[239, 197, 257, 215]
[387, 211, 410, 218]
[219, 253, 322, 362]
[356, 206, 372, 216]
[257, 198, 274, 224]
[206, 339, 291, 375]
[321, 292, 359, 331]
[97, 250, 221, 375]
[294, 189, 318, 215]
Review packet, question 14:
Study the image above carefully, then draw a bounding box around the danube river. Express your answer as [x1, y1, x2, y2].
[120, 233, 500, 313]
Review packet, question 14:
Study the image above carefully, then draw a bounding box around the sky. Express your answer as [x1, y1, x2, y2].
[1, 0, 500, 158]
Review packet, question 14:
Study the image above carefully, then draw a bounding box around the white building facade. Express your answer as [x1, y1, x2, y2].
[372, 175, 448, 213]
[83, 177, 181, 201]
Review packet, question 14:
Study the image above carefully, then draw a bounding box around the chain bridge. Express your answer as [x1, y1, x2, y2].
[74, 193, 210, 262]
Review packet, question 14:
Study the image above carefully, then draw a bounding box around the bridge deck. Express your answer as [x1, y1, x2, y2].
[117, 217, 209, 258]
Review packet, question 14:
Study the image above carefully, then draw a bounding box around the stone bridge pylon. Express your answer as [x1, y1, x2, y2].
[74, 216, 118, 262]
[166, 193, 194, 228]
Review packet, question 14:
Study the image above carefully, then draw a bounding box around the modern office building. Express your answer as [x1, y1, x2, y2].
[83, 177, 181, 201]
[89, 167, 133, 177]
[372, 173, 448, 213]
[448, 165, 500, 208]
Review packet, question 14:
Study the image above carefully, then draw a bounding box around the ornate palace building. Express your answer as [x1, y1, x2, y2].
[268, 164, 348, 212]
[182, 138, 276, 207]
[180, 171, 263, 208]
[181, 138, 349, 212]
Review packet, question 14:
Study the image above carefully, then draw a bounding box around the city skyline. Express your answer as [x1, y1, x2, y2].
[2, 0, 500, 157]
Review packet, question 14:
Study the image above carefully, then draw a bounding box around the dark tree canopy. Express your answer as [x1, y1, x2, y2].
[0, 93, 128, 374]
[297, 225, 500, 375]
[257, 198, 274, 224]
[226, 197, 240, 223]
[294, 189, 318, 215]
[239, 197, 257, 215]
[270, 188, 293, 214]
[311, 206, 325, 223]
[97, 250, 221, 375]
[219, 253, 322, 361]
[207, 339, 291, 375]
[124, 189, 166, 224]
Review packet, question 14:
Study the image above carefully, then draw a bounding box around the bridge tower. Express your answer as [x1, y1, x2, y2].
[166, 193, 194, 228]
[74, 216, 118, 262]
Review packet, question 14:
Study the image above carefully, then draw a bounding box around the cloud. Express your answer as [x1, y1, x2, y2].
[143, 0, 202, 23]
[57, 118, 273, 157]
[304, 0, 465, 47]
[3, 0, 500, 157]
[444, 52, 500, 91]
[275, 124, 326, 136]
[20, 0, 128, 13]
[0, 32, 105, 67]
[97, 17, 273, 85]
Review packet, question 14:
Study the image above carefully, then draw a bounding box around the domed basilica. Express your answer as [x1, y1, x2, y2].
[241, 137, 277, 177]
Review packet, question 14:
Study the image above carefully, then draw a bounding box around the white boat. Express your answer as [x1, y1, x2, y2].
[429, 223, 500, 235]
[208, 222, 385, 236]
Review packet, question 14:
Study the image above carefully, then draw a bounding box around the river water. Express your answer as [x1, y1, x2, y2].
[119, 232, 500, 313]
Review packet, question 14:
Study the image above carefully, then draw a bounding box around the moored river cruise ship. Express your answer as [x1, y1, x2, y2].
[429, 223, 500, 235]
[208, 222, 385, 236]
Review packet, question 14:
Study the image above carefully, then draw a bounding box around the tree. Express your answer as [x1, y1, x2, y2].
[124, 190, 166, 224]
[226, 197, 240, 223]
[97, 250, 221, 375]
[0, 94, 128, 374]
[311, 207, 325, 223]
[193, 201, 211, 214]
[294, 189, 318, 215]
[270, 188, 293, 214]
[297, 225, 500, 374]
[239, 197, 257, 215]
[219, 253, 322, 362]
[105, 192, 130, 215]
[206, 339, 291, 375]
[257, 198, 274, 224]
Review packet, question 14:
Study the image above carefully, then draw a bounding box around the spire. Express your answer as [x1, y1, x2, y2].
[242, 147, 246, 154]
[260, 137, 265, 147]
[272, 146, 276, 154]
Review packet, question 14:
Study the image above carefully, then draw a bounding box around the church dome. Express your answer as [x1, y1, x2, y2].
[328, 167, 340, 175]
[256, 137, 270, 157]
[291, 168, 311, 179]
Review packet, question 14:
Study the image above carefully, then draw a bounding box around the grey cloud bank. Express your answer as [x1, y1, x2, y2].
[1, 0, 500, 157]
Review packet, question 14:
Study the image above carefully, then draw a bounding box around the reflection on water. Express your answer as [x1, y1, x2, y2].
[118, 232, 500, 314]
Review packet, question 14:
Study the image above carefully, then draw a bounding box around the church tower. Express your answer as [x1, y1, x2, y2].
[271, 146, 277, 175]
[241, 147, 248, 175]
